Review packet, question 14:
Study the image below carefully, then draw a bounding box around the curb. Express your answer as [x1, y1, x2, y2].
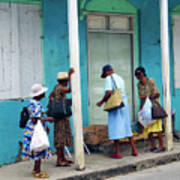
[58, 152, 180, 180]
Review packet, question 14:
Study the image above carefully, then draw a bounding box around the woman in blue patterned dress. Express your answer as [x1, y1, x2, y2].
[22, 84, 54, 179]
[97, 65, 138, 159]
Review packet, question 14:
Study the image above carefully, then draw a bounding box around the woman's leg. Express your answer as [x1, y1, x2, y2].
[157, 131, 164, 149]
[56, 147, 62, 164]
[129, 137, 138, 155]
[114, 140, 121, 155]
[33, 159, 41, 173]
[148, 133, 156, 150]
[56, 146, 70, 166]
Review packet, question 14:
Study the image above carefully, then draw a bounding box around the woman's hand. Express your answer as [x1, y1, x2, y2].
[46, 126, 50, 134]
[96, 101, 103, 107]
[41, 117, 54, 123]
[69, 67, 75, 76]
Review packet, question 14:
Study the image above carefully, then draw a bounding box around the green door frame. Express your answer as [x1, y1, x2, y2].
[83, 0, 140, 121]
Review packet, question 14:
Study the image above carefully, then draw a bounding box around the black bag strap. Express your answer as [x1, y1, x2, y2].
[110, 75, 117, 90]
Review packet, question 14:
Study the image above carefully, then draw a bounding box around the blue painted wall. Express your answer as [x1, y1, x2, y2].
[1, 0, 180, 165]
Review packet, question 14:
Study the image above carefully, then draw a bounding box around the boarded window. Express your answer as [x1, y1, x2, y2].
[173, 15, 180, 88]
[109, 16, 130, 30]
[87, 14, 132, 31]
[0, 3, 42, 99]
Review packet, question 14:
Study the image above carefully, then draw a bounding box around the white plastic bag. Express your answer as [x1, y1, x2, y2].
[138, 97, 156, 128]
[30, 120, 50, 152]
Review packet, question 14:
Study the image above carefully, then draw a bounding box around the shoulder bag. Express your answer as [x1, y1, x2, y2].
[103, 75, 124, 111]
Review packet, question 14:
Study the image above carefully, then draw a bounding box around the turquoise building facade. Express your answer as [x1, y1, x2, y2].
[0, 0, 180, 165]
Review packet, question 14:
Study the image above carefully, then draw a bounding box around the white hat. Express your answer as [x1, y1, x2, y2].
[30, 84, 48, 98]
[57, 72, 68, 80]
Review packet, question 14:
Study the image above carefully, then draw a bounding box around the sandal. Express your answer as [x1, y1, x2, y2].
[32, 171, 47, 175]
[64, 158, 74, 164]
[110, 153, 122, 159]
[33, 172, 49, 178]
[56, 161, 71, 167]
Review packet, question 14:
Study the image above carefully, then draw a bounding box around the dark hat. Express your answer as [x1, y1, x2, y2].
[101, 64, 113, 78]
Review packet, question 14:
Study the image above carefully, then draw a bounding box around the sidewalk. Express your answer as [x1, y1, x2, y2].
[1, 143, 180, 180]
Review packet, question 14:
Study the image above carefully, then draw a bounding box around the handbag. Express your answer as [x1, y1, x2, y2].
[47, 98, 72, 119]
[151, 100, 168, 119]
[103, 75, 124, 111]
[30, 120, 50, 152]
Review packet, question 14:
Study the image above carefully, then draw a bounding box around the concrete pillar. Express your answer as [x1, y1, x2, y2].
[160, 0, 173, 151]
[67, 0, 85, 170]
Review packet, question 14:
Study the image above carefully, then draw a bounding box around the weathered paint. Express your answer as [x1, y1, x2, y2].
[1, 0, 180, 165]
[170, 0, 180, 130]
[0, 0, 40, 4]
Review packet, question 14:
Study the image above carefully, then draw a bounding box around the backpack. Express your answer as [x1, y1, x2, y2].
[19, 107, 30, 128]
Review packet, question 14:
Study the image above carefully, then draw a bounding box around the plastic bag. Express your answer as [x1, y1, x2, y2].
[138, 97, 156, 128]
[30, 121, 50, 152]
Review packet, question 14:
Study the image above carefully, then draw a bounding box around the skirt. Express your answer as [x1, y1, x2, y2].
[21, 120, 51, 160]
[143, 119, 162, 135]
[54, 117, 73, 148]
[108, 96, 133, 140]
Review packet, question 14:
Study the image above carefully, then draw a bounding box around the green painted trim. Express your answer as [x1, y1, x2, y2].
[80, 0, 137, 19]
[86, 0, 137, 14]
[0, 0, 41, 4]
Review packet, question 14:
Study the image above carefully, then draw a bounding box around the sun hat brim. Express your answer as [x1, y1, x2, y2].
[30, 87, 48, 98]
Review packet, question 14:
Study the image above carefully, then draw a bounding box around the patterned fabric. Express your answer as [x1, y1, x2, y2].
[137, 78, 162, 134]
[105, 73, 133, 140]
[53, 85, 73, 148]
[21, 99, 51, 160]
[138, 78, 160, 107]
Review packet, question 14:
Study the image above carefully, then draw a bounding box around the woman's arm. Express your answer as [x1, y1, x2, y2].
[96, 90, 112, 107]
[61, 67, 75, 94]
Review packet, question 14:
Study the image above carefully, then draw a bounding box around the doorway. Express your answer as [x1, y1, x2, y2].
[87, 14, 136, 125]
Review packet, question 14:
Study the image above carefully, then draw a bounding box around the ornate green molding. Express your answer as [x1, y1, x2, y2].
[80, 0, 137, 20]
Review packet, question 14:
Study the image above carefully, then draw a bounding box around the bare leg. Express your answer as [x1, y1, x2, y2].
[129, 137, 138, 155]
[114, 140, 121, 155]
[148, 133, 156, 150]
[157, 131, 164, 149]
[33, 159, 41, 173]
[56, 146, 70, 166]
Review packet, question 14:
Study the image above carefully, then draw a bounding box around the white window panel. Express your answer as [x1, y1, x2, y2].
[87, 15, 107, 29]
[0, 3, 42, 99]
[109, 16, 130, 30]
[173, 15, 180, 88]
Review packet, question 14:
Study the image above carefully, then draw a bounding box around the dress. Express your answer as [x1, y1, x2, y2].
[137, 78, 162, 135]
[53, 85, 73, 148]
[105, 73, 133, 140]
[21, 99, 51, 160]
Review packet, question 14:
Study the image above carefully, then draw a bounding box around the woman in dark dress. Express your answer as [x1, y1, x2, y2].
[49, 68, 74, 166]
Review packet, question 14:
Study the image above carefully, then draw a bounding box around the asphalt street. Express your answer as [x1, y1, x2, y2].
[107, 161, 180, 180]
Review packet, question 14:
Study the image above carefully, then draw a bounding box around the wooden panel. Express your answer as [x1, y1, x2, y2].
[173, 15, 180, 88]
[87, 15, 107, 29]
[0, 3, 20, 99]
[18, 3, 42, 97]
[109, 16, 130, 30]
[88, 33, 133, 125]
[0, 3, 42, 99]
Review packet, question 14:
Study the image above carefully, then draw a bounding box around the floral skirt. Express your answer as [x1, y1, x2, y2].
[21, 121, 51, 160]
[54, 117, 73, 148]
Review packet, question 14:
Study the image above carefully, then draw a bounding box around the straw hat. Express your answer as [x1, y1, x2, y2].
[29, 84, 48, 98]
[57, 72, 68, 80]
